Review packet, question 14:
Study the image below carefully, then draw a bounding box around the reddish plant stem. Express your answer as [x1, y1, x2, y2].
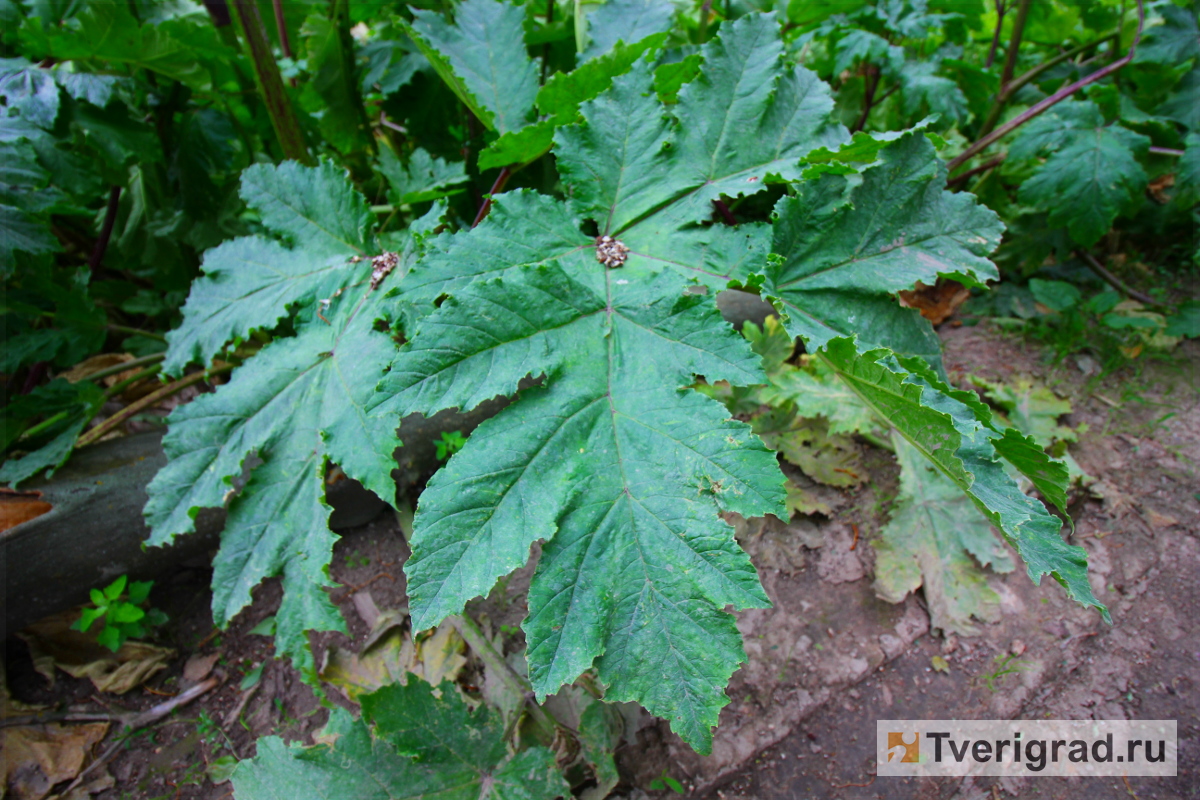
[230, 0, 312, 164]
[1149, 146, 1185, 157]
[271, 0, 292, 58]
[947, 0, 1144, 173]
[852, 65, 880, 133]
[200, 0, 231, 27]
[270, 0, 296, 88]
[464, 111, 482, 211]
[985, 0, 1006, 68]
[88, 185, 121, 271]
[712, 198, 737, 226]
[540, 0, 554, 84]
[472, 167, 513, 227]
[998, 0, 1031, 88]
[946, 155, 1005, 187]
[977, 29, 1118, 139]
[20, 362, 48, 395]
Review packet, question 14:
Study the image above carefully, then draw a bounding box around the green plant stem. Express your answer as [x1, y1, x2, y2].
[997, 0, 1031, 88]
[17, 410, 70, 441]
[102, 365, 162, 399]
[977, 30, 1119, 140]
[229, 0, 313, 164]
[107, 324, 168, 343]
[858, 430, 895, 452]
[947, 0, 1144, 172]
[1075, 249, 1157, 306]
[449, 614, 560, 739]
[77, 364, 235, 448]
[81, 353, 166, 384]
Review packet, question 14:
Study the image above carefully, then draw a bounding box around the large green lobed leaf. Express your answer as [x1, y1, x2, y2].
[233, 678, 569, 800]
[147, 163, 410, 679]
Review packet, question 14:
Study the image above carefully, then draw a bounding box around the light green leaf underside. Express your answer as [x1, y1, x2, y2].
[873, 435, 1014, 637]
[372, 262, 784, 753]
[233, 680, 568, 800]
[818, 338, 1104, 621]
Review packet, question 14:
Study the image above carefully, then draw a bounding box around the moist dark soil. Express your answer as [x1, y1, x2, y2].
[3, 322, 1197, 800]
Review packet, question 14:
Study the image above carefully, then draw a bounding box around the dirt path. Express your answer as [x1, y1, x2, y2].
[685, 327, 1200, 800]
[3, 325, 1196, 800]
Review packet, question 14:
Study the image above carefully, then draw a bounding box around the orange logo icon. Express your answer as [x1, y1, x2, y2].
[887, 732, 919, 763]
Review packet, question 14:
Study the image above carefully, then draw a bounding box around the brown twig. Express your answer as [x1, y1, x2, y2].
[1075, 250, 1157, 306]
[852, 65, 880, 133]
[947, 155, 1005, 187]
[76, 364, 234, 448]
[1, 712, 121, 729]
[998, 0, 1031, 88]
[79, 352, 166, 384]
[64, 676, 221, 794]
[270, 0, 292, 58]
[330, 572, 394, 604]
[88, 186, 122, 270]
[977, 29, 1120, 139]
[948, 0, 1144, 172]
[472, 167, 512, 227]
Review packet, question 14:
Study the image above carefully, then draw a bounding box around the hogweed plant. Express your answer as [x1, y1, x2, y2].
[144, 10, 1105, 758]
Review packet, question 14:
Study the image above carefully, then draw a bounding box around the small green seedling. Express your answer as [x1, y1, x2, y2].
[980, 653, 1028, 692]
[435, 430, 467, 461]
[72, 575, 167, 652]
[648, 770, 685, 794]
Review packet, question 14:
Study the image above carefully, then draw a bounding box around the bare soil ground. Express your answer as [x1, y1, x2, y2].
[3, 322, 1197, 800]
